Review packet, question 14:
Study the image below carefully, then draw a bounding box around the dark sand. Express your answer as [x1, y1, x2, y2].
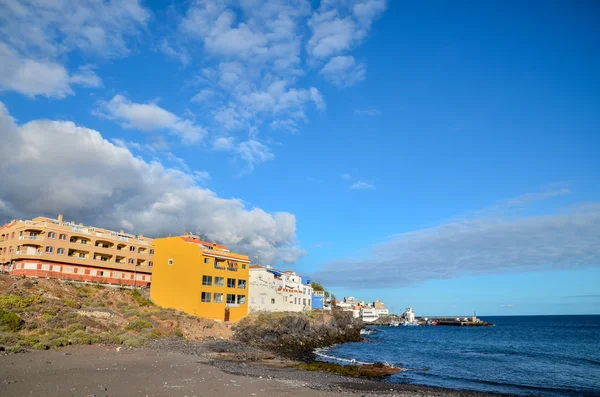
[0, 346, 502, 397]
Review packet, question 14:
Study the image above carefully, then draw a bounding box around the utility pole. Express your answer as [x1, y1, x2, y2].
[133, 263, 139, 289]
[254, 250, 261, 265]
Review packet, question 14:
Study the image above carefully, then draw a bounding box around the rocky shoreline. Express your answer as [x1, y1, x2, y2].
[145, 337, 509, 396]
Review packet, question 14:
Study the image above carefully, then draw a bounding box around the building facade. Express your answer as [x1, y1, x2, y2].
[248, 265, 313, 313]
[312, 290, 325, 309]
[0, 215, 153, 286]
[150, 235, 251, 322]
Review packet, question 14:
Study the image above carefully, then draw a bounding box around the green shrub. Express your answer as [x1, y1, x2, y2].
[32, 341, 50, 350]
[125, 319, 153, 331]
[0, 295, 45, 310]
[0, 331, 18, 346]
[131, 290, 153, 307]
[63, 299, 80, 309]
[0, 310, 24, 332]
[119, 333, 147, 347]
[67, 323, 85, 333]
[68, 330, 92, 345]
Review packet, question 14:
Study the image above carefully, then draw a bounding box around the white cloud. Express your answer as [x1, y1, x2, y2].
[350, 181, 374, 190]
[178, 1, 343, 170]
[311, 191, 600, 288]
[236, 140, 275, 172]
[213, 136, 235, 151]
[340, 173, 352, 180]
[97, 95, 206, 144]
[307, 11, 358, 59]
[69, 65, 103, 88]
[0, 101, 303, 265]
[0, 42, 71, 98]
[319, 55, 366, 87]
[307, 0, 386, 59]
[0, 0, 149, 98]
[0, 0, 149, 59]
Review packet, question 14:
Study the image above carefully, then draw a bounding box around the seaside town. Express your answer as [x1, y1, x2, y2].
[0, 214, 417, 324]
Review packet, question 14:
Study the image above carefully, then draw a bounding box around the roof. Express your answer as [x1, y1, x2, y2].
[249, 265, 264, 269]
[180, 236, 229, 250]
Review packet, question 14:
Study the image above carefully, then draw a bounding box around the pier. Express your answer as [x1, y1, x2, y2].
[417, 316, 492, 326]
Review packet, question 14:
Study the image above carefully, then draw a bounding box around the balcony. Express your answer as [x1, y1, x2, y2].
[95, 240, 114, 249]
[18, 236, 44, 241]
[15, 250, 41, 256]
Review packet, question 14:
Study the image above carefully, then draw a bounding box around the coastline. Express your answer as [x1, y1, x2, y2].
[0, 341, 512, 397]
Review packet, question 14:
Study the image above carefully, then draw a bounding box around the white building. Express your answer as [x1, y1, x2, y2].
[360, 307, 380, 322]
[248, 265, 313, 313]
[375, 308, 389, 316]
[403, 307, 415, 322]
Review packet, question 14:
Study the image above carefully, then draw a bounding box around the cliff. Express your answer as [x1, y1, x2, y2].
[233, 310, 363, 361]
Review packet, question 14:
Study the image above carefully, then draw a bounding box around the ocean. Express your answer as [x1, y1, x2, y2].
[317, 315, 600, 396]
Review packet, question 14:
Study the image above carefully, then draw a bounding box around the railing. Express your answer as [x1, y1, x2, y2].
[67, 255, 87, 260]
[214, 263, 226, 270]
[15, 251, 41, 256]
[18, 236, 44, 241]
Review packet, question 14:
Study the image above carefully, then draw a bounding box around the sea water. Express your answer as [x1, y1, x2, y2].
[318, 315, 600, 396]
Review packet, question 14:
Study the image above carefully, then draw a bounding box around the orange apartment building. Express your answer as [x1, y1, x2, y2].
[0, 215, 154, 287]
[150, 234, 251, 322]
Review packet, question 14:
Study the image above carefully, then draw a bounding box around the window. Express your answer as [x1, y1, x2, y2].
[227, 278, 236, 288]
[129, 246, 135, 252]
[251, 297, 256, 304]
[226, 294, 236, 304]
[168, 258, 174, 265]
[204, 257, 210, 264]
[237, 295, 246, 304]
[201, 292, 211, 302]
[149, 249, 154, 255]
[19, 231, 23, 237]
[128, 258, 134, 264]
[202, 275, 212, 286]
[78, 253, 85, 258]
[260, 297, 265, 304]
[99, 271, 105, 276]
[48, 232, 56, 239]
[148, 261, 153, 267]
[214, 293, 223, 303]
[59, 234, 66, 240]
[237, 280, 246, 289]
[303, 298, 306, 306]
[45, 246, 53, 253]
[294, 298, 297, 304]
[242, 264, 246, 269]
[215, 277, 224, 287]
[11, 232, 14, 239]
[271, 298, 275, 304]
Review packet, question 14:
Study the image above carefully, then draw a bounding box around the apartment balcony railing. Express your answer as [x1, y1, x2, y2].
[18, 236, 44, 241]
[15, 250, 42, 256]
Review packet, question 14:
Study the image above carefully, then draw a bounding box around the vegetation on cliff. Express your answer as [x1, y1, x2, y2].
[0, 274, 230, 352]
[233, 310, 363, 361]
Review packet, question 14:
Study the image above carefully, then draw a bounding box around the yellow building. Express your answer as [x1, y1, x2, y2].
[150, 235, 251, 322]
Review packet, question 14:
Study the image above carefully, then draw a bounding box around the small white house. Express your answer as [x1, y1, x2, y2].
[248, 265, 313, 313]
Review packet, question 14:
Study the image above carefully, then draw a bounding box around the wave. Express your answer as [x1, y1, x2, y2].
[313, 348, 402, 369]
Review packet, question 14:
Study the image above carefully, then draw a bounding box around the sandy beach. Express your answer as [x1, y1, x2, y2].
[0, 344, 504, 397]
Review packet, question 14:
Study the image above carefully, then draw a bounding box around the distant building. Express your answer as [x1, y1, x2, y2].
[0, 215, 153, 287]
[150, 235, 251, 323]
[312, 290, 325, 309]
[248, 265, 313, 312]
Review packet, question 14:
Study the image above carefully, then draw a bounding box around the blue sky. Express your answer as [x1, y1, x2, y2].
[1, 1, 599, 315]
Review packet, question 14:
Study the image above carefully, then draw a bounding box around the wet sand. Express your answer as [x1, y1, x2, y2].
[0, 346, 502, 397]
